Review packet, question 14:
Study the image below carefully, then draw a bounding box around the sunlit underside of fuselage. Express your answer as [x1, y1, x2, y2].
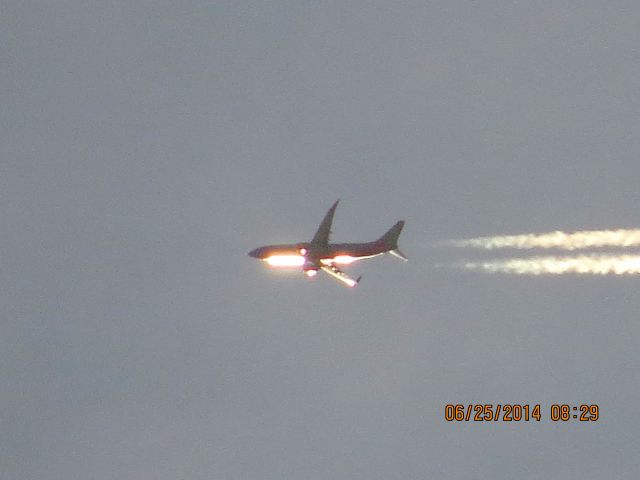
[257, 242, 385, 268]
[265, 255, 306, 267]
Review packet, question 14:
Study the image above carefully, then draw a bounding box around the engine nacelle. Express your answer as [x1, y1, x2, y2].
[303, 261, 319, 278]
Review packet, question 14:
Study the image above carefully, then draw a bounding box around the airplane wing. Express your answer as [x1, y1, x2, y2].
[321, 263, 361, 288]
[311, 200, 339, 246]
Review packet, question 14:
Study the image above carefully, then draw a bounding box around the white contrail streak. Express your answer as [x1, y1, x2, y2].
[452, 229, 640, 251]
[462, 254, 640, 275]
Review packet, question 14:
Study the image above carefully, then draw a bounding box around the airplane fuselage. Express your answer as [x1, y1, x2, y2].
[249, 240, 387, 266]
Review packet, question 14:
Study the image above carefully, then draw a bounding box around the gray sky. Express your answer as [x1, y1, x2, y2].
[3, 1, 640, 478]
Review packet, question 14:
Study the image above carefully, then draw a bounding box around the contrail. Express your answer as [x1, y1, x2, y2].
[452, 229, 640, 251]
[461, 254, 640, 275]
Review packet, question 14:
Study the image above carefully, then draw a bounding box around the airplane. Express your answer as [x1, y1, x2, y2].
[248, 200, 407, 287]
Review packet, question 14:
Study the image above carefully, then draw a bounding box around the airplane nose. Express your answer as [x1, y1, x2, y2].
[248, 248, 261, 258]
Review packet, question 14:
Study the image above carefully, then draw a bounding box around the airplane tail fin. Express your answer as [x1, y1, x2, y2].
[378, 221, 408, 261]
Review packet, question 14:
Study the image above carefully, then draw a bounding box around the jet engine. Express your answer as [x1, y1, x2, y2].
[303, 261, 319, 278]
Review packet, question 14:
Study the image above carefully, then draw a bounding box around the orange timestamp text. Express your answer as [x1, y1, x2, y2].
[444, 404, 599, 422]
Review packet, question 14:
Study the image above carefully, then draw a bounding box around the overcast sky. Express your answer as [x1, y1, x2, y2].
[3, 1, 640, 478]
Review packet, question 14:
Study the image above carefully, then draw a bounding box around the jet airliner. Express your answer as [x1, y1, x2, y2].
[248, 200, 407, 287]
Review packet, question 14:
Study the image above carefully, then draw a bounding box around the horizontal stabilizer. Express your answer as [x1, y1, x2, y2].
[388, 248, 408, 261]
